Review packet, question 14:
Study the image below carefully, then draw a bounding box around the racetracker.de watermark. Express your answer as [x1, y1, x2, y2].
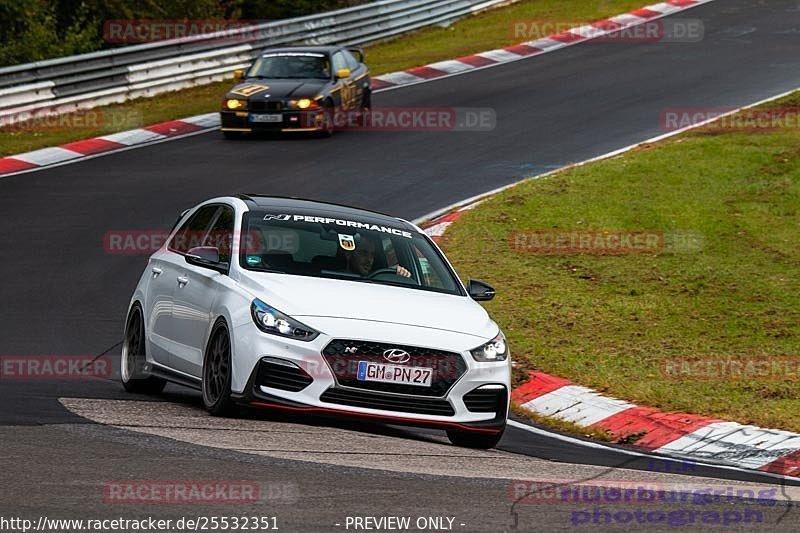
[510, 18, 704, 42]
[509, 230, 704, 255]
[0, 109, 143, 133]
[103, 19, 269, 44]
[661, 357, 800, 381]
[661, 108, 800, 132]
[509, 230, 664, 255]
[104, 230, 295, 255]
[103, 481, 298, 504]
[300, 108, 496, 132]
[0, 356, 110, 379]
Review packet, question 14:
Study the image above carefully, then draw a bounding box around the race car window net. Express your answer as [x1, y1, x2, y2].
[239, 212, 465, 296]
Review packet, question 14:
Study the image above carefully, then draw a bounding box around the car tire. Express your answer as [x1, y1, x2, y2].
[121, 304, 167, 394]
[202, 319, 237, 417]
[361, 90, 371, 113]
[223, 131, 244, 140]
[320, 100, 335, 137]
[446, 427, 505, 449]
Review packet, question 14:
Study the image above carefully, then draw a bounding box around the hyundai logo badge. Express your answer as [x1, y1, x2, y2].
[383, 349, 411, 364]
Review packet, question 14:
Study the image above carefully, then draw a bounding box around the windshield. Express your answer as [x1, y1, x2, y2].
[240, 212, 464, 296]
[247, 53, 330, 80]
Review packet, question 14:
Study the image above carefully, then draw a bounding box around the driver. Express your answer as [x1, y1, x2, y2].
[345, 237, 411, 278]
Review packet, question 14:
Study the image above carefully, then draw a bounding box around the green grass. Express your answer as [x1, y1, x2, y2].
[364, 0, 646, 74]
[440, 92, 800, 433]
[0, 0, 644, 157]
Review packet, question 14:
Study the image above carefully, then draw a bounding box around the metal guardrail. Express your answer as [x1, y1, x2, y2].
[0, 0, 517, 122]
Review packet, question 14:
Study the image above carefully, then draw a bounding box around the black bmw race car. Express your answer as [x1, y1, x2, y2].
[220, 46, 371, 138]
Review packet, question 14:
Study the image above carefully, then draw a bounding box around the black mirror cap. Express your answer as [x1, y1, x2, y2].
[468, 279, 496, 301]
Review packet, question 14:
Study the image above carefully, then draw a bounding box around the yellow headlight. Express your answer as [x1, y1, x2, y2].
[225, 99, 245, 110]
[296, 98, 312, 109]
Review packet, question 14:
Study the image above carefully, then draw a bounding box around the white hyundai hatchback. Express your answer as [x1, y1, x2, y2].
[122, 195, 510, 448]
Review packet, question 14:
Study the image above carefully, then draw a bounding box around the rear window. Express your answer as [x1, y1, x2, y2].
[240, 212, 463, 296]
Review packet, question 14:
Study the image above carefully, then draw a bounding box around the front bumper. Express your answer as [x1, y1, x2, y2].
[220, 109, 327, 133]
[229, 321, 510, 433]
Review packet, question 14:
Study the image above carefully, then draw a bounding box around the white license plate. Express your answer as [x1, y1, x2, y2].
[250, 113, 283, 123]
[357, 361, 432, 387]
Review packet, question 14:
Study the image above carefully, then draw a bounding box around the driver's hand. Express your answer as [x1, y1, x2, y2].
[395, 265, 412, 278]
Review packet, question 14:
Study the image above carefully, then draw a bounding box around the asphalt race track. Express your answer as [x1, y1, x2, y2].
[2, 0, 800, 530]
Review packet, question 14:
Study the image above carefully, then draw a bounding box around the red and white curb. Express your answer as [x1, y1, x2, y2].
[421, 209, 800, 479]
[372, 0, 715, 91]
[0, 0, 714, 179]
[513, 372, 800, 477]
[0, 113, 219, 176]
[421, 201, 481, 242]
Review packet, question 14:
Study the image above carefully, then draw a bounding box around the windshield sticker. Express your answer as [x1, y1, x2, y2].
[262, 214, 413, 238]
[262, 52, 325, 58]
[338, 234, 355, 251]
[231, 84, 269, 97]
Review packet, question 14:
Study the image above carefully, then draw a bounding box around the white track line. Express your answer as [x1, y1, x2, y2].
[508, 420, 800, 484]
[378, 0, 717, 94]
[413, 85, 800, 225]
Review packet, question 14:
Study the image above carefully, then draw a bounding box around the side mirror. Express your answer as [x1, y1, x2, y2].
[467, 279, 495, 301]
[185, 246, 228, 274]
[336, 68, 351, 80]
[233, 69, 245, 82]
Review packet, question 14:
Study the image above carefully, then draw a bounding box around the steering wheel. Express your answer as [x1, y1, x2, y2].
[367, 268, 399, 279]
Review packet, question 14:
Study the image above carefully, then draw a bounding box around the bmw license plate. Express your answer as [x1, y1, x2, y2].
[357, 361, 432, 387]
[250, 113, 283, 123]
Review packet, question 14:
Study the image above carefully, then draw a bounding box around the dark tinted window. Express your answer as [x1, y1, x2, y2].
[240, 212, 463, 295]
[169, 205, 219, 254]
[203, 206, 235, 263]
[248, 53, 330, 79]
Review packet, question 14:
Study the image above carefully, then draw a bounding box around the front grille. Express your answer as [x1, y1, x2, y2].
[255, 358, 313, 392]
[249, 101, 282, 112]
[322, 339, 467, 397]
[463, 386, 507, 413]
[320, 387, 455, 416]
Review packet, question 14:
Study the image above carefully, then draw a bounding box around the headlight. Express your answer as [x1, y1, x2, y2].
[290, 98, 317, 109]
[225, 98, 246, 110]
[250, 299, 319, 341]
[470, 331, 508, 362]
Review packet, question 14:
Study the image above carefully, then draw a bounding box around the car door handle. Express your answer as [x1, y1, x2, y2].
[151, 267, 163, 277]
[177, 276, 189, 287]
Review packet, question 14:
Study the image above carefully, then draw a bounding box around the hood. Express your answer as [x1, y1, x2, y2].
[239, 272, 497, 340]
[228, 79, 327, 100]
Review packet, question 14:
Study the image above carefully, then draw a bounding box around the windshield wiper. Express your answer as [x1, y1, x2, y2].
[320, 274, 417, 289]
